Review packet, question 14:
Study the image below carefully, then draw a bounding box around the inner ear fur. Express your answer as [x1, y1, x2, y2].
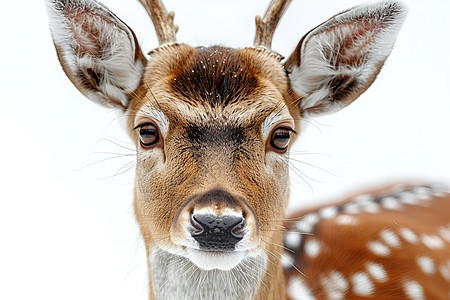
[47, 0, 147, 110]
[284, 1, 407, 117]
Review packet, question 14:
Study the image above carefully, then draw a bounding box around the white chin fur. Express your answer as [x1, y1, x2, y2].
[186, 248, 245, 271]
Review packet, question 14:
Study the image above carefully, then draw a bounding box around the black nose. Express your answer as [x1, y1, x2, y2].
[191, 214, 244, 251]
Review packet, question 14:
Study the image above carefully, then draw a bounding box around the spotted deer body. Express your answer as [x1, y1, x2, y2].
[46, 0, 450, 299]
[283, 185, 450, 299]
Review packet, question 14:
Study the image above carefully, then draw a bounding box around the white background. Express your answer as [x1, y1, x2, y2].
[0, 0, 449, 299]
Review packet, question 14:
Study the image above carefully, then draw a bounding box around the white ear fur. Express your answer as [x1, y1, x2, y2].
[47, 0, 146, 109]
[285, 1, 407, 117]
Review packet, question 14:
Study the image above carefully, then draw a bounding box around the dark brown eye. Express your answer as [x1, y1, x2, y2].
[138, 123, 159, 147]
[270, 128, 292, 152]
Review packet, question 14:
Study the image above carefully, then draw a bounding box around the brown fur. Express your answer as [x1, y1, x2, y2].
[49, 2, 425, 299]
[285, 184, 450, 299]
[127, 44, 300, 299]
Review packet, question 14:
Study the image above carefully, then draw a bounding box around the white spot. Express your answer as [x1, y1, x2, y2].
[295, 213, 319, 233]
[351, 272, 374, 296]
[398, 191, 419, 205]
[412, 187, 432, 200]
[295, 221, 313, 233]
[403, 280, 425, 300]
[321, 271, 348, 300]
[421, 234, 445, 250]
[416, 256, 435, 275]
[439, 264, 450, 281]
[285, 231, 303, 249]
[305, 238, 322, 258]
[381, 197, 401, 210]
[303, 213, 320, 224]
[380, 229, 402, 248]
[399, 228, 419, 244]
[287, 277, 316, 300]
[329, 271, 349, 290]
[336, 215, 359, 226]
[438, 226, 450, 243]
[366, 262, 388, 282]
[367, 241, 391, 257]
[319, 206, 338, 219]
[343, 203, 361, 215]
[362, 202, 380, 214]
[430, 185, 450, 197]
[281, 251, 295, 269]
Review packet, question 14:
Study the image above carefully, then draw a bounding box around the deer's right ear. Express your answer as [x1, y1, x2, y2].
[47, 0, 146, 110]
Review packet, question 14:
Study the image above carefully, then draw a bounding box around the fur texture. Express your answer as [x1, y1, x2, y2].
[47, 0, 146, 108]
[46, 1, 411, 299]
[150, 247, 266, 300]
[285, 1, 407, 117]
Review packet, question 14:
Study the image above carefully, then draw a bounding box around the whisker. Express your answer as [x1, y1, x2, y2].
[92, 151, 136, 156]
[123, 259, 147, 285]
[96, 160, 137, 181]
[288, 157, 338, 177]
[74, 155, 135, 172]
[229, 264, 247, 294]
[260, 244, 309, 279]
[96, 138, 137, 152]
[289, 150, 330, 156]
[261, 237, 295, 254]
[278, 158, 314, 191]
[158, 260, 195, 292]
[285, 158, 322, 184]
[259, 246, 280, 267]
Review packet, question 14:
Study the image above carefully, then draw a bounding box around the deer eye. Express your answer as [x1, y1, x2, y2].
[270, 127, 292, 152]
[138, 123, 160, 147]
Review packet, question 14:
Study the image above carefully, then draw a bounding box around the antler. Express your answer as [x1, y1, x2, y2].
[254, 0, 292, 49]
[138, 0, 178, 45]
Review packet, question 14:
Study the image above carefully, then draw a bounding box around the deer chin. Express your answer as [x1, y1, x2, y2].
[185, 248, 246, 271]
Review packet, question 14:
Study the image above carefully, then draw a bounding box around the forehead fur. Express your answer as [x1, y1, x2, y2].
[168, 46, 285, 107]
[131, 44, 291, 126]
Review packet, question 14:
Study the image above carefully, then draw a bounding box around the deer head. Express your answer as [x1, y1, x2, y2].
[47, 0, 407, 298]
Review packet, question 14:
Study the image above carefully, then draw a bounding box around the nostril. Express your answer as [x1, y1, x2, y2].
[190, 214, 245, 251]
[190, 214, 204, 235]
[231, 220, 245, 239]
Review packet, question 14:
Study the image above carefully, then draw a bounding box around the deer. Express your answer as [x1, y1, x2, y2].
[46, 0, 450, 299]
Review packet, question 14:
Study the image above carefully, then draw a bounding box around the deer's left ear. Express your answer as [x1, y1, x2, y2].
[284, 1, 407, 117]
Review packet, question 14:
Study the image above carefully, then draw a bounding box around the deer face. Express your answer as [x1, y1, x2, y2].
[47, 0, 406, 285]
[128, 45, 299, 270]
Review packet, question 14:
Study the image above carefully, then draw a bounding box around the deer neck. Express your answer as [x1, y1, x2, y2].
[148, 246, 286, 300]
